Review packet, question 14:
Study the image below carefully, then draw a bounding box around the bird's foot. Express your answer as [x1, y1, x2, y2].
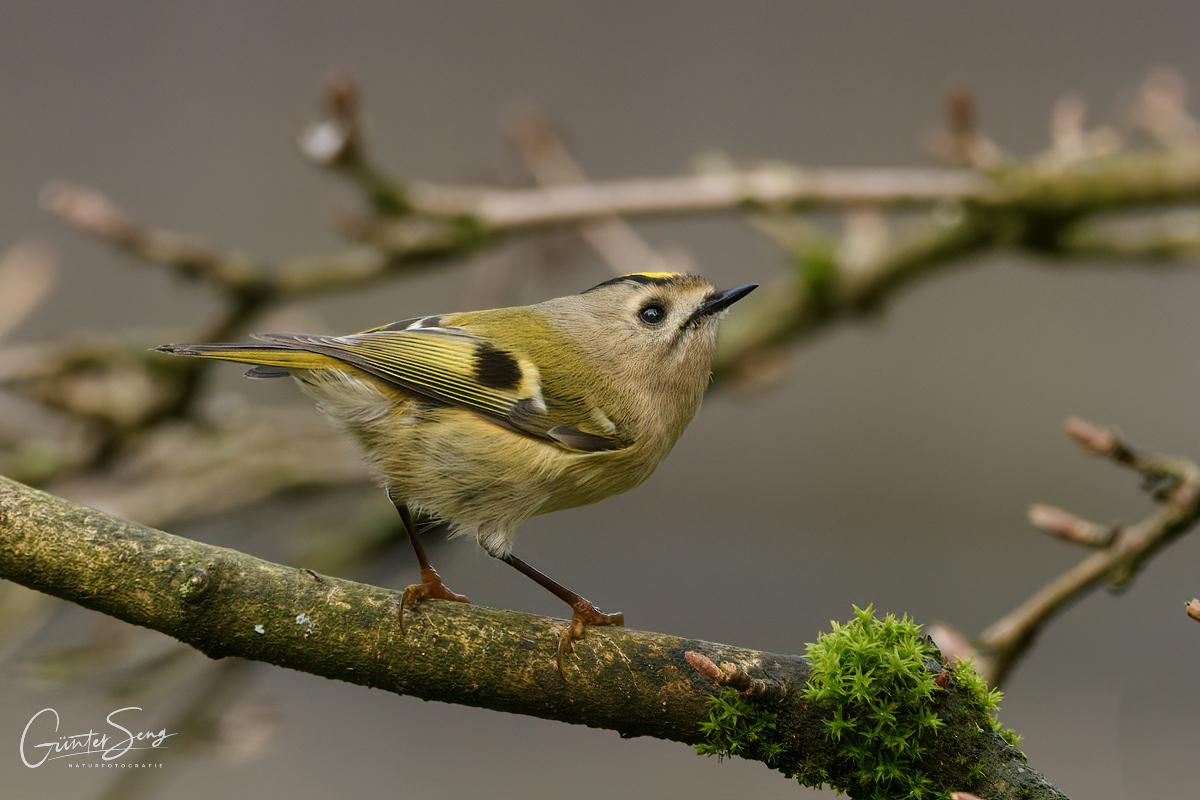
[556, 601, 624, 676]
[399, 566, 469, 634]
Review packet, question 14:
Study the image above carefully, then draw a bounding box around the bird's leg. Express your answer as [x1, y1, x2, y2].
[390, 494, 468, 632]
[494, 551, 623, 670]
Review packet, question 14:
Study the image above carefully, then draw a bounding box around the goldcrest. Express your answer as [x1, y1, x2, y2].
[158, 272, 756, 651]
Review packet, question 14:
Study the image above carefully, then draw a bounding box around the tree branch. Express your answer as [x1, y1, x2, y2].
[404, 166, 989, 226]
[0, 475, 1064, 799]
[975, 419, 1200, 686]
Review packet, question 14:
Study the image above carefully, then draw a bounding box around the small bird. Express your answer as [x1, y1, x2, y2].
[157, 272, 755, 656]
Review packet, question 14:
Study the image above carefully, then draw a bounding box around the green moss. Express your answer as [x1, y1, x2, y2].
[695, 687, 785, 766]
[803, 606, 944, 798]
[803, 605, 1023, 799]
[696, 606, 1024, 797]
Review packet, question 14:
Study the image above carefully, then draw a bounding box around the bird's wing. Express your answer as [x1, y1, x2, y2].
[252, 325, 626, 452]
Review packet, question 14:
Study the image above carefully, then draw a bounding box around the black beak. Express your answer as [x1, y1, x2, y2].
[688, 283, 757, 325]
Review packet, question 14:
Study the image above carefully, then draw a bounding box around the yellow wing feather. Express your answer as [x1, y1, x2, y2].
[157, 323, 625, 452]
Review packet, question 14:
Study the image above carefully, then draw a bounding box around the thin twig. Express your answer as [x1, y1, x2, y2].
[296, 77, 410, 216]
[977, 418, 1200, 686]
[41, 183, 268, 294]
[1027, 504, 1117, 548]
[43, 182, 475, 302]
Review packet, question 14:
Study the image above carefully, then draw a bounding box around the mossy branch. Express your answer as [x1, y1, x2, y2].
[0, 475, 1065, 799]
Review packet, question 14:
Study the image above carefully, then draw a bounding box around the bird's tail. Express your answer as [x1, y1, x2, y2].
[155, 339, 341, 378]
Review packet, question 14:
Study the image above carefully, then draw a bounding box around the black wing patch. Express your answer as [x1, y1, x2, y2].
[474, 343, 522, 389]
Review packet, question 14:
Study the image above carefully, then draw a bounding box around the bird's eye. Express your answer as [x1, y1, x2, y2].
[638, 303, 666, 325]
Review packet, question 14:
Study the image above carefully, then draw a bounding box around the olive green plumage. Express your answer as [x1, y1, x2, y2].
[157, 273, 755, 560]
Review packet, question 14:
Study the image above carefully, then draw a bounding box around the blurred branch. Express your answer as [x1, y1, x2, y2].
[0, 243, 58, 343]
[41, 183, 268, 298]
[0, 475, 1066, 800]
[357, 144, 1200, 234]
[505, 104, 681, 276]
[40, 183, 437, 305]
[296, 76, 411, 216]
[0, 332, 191, 471]
[1057, 209, 1200, 261]
[44, 76, 1200, 397]
[976, 418, 1200, 687]
[713, 207, 993, 381]
[51, 409, 366, 529]
[391, 165, 989, 229]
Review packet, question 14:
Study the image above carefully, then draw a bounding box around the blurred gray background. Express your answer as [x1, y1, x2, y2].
[4, 2, 1200, 798]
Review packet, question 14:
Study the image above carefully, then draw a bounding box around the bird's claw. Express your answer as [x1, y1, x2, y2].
[556, 602, 624, 676]
[399, 566, 469, 634]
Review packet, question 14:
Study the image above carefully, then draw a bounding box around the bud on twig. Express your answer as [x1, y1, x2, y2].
[1064, 416, 1119, 457]
[683, 651, 770, 696]
[1028, 504, 1117, 547]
